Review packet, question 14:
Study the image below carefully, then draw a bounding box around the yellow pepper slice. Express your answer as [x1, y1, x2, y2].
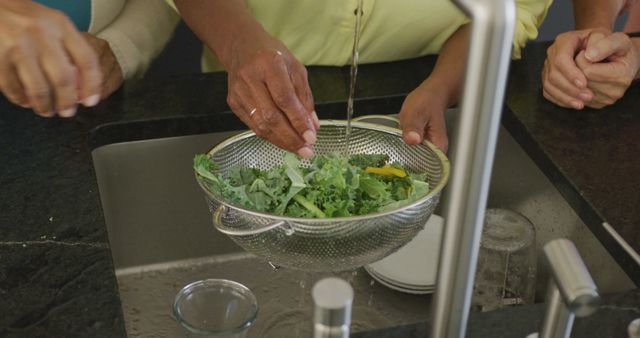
[365, 165, 407, 178]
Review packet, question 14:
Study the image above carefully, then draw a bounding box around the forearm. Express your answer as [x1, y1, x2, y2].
[424, 25, 469, 108]
[174, 0, 268, 69]
[624, 0, 640, 32]
[634, 38, 640, 80]
[572, 0, 627, 30]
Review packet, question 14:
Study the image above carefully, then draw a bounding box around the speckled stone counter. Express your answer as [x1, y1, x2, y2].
[504, 42, 640, 283]
[0, 41, 638, 336]
[354, 288, 640, 338]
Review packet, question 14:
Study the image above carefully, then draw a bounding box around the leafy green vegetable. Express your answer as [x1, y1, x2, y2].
[194, 152, 430, 218]
[348, 154, 389, 169]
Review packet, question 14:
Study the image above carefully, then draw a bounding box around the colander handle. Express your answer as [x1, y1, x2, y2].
[212, 205, 293, 236]
[352, 115, 400, 129]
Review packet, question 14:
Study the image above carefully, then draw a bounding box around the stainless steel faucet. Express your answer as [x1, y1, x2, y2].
[430, 0, 516, 337]
[527, 239, 600, 338]
[312, 277, 354, 338]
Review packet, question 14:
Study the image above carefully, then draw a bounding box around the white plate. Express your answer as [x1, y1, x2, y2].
[366, 267, 434, 291]
[366, 214, 443, 288]
[365, 266, 434, 291]
[366, 267, 435, 295]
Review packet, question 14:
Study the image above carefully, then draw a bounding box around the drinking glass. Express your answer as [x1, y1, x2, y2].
[473, 208, 537, 312]
[173, 279, 258, 337]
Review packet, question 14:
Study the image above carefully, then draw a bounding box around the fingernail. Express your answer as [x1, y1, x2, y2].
[405, 131, 421, 144]
[312, 111, 320, 129]
[38, 111, 55, 118]
[297, 146, 313, 159]
[18, 103, 31, 109]
[572, 100, 584, 109]
[574, 79, 584, 87]
[59, 106, 77, 118]
[81, 94, 100, 107]
[585, 48, 598, 61]
[303, 129, 317, 145]
[579, 92, 591, 100]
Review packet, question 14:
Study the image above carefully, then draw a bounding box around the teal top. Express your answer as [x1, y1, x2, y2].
[35, 0, 91, 31]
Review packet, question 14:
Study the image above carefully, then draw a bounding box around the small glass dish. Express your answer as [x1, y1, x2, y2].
[173, 279, 258, 337]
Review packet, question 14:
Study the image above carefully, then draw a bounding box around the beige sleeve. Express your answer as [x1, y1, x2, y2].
[96, 0, 180, 79]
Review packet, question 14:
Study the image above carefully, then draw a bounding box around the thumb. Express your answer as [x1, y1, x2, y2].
[575, 50, 591, 70]
[585, 32, 630, 62]
[399, 95, 449, 153]
[399, 95, 428, 146]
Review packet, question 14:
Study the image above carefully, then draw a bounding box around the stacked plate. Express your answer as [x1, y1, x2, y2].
[364, 214, 443, 294]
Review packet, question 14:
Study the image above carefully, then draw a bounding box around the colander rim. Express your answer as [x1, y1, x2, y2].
[195, 119, 450, 224]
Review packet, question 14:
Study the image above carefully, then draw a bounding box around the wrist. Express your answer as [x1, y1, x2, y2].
[572, 0, 618, 30]
[421, 75, 460, 108]
[216, 20, 270, 70]
[632, 38, 640, 80]
[417, 78, 456, 111]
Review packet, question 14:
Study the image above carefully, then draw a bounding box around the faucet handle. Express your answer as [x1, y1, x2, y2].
[629, 318, 640, 338]
[527, 239, 600, 338]
[312, 277, 354, 338]
[543, 238, 600, 316]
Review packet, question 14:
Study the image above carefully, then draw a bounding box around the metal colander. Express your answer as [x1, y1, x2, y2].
[195, 117, 450, 271]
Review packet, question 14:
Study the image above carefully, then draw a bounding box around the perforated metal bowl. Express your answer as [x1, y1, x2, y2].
[195, 117, 450, 271]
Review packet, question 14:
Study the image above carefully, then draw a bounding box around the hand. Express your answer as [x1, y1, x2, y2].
[0, 1, 102, 117]
[224, 32, 318, 159]
[541, 29, 615, 109]
[575, 32, 640, 108]
[81, 33, 123, 99]
[399, 80, 449, 153]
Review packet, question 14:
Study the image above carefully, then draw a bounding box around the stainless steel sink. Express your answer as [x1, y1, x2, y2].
[92, 120, 635, 337]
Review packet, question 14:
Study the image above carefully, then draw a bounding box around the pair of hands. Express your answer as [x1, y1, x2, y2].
[542, 28, 640, 109]
[225, 33, 450, 158]
[0, 1, 122, 118]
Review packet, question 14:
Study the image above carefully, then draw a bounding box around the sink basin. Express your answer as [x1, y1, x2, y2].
[92, 118, 635, 337]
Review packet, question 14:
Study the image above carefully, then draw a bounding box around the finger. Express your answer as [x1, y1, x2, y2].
[546, 61, 593, 102]
[581, 61, 633, 84]
[542, 82, 585, 109]
[253, 111, 313, 159]
[585, 32, 630, 62]
[0, 61, 29, 107]
[584, 98, 607, 109]
[62, 29, 101, 107]
[245, 80, 309, 157]
[552, 52, 589, 89]
[289, 62, 318, 129]
[100, 49, 117, 77]
[101, 66, 124, 99]
[14, 49, 54, 116]
[586, 31, 608, 47]
[584, 80, 625, 107]
[226, 84, 254, 127]
[398, 93, 449, 152]
[98, 54, 116, 97]
[39, 40, 80, 117]
[424, 110, 448, 153]
[548, 35, 589, 88]
[583, 63, 629, 82]
[262, 56, 316, 142]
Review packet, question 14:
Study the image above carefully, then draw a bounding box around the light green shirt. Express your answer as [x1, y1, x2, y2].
[172, 0, 552, 72]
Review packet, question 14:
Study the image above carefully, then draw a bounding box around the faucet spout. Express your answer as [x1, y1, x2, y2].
[429, 1, 516, 338]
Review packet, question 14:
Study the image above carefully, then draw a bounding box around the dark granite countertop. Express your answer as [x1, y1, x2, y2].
[0, 40, 638, 336]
